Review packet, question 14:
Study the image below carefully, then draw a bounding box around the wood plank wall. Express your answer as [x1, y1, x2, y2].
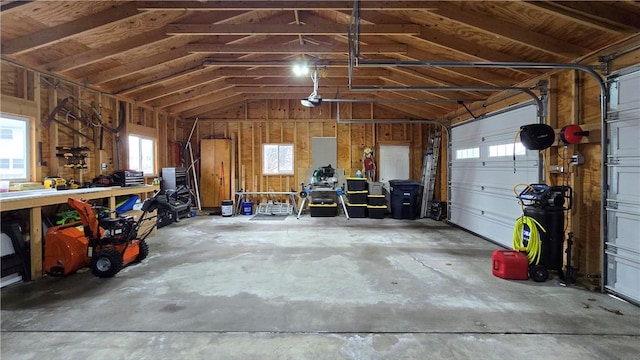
[188, 100, 436, 205]
[0, 61, 182, 186]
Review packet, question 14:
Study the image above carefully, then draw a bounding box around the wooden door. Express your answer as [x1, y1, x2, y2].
[200, 139, 231, 208]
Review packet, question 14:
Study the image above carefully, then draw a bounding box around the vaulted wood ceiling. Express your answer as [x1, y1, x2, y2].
[1, 1, 639, 120]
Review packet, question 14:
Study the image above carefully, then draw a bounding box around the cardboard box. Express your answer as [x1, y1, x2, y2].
[122, 209, 157, 239]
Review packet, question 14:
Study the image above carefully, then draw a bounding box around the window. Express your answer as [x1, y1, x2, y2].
[263, 143, 294, 175]
[0, 114, 29, 180]
[12, 159, 25, 169]
[455, 147, 479, 159]
[0, 129, 13, 140]
[128, 135, 155, 175]
[489, 143, 526, 157]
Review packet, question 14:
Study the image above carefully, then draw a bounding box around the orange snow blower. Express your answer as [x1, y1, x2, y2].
[44, 192, 160, 278]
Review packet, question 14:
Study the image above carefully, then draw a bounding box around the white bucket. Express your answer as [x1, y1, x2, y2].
[221, 200, 233, 217]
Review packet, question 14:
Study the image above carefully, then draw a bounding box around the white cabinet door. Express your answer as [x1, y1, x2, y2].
[450, 104, 539, 247]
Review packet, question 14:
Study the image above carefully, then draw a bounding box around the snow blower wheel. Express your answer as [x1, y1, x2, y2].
[91, 248, 124, 278]
[134, 240, 149, 263]
[530, 264, 549, 282]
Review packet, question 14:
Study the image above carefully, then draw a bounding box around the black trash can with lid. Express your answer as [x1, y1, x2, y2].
[388, 179, 421, 220]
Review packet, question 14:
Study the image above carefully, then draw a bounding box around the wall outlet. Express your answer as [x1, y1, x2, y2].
[550, 165, 564, 173]
[570, 154, 585, 166]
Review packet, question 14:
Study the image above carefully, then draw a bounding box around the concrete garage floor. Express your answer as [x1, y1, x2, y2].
[1, 215, 639, 359]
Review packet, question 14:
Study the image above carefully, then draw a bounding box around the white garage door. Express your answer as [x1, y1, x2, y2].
[605, 68, 640, 305]
[450, 104, 540, 247]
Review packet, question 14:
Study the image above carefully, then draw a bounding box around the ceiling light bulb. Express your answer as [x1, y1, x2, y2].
[292, 64, 309, 77]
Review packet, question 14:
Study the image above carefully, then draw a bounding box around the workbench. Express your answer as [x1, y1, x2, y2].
[234, 191, 298, 215]
[0, 185, 160, 280]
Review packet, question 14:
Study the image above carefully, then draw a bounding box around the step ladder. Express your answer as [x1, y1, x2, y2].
[420, 129, 442, 218]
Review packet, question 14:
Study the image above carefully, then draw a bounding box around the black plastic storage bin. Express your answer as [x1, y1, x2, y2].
[310, 203, 338, 217]
[388, 179, 421, 220]
[346, 177, 367, 191]
[346, 203, 367, 218]
[367, 194, 386, 206]
[367, 205, 387, 219]
[347, 190, 368, 204]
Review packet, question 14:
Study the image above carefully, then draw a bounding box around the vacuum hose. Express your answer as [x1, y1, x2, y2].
[512, 216, 545, 265]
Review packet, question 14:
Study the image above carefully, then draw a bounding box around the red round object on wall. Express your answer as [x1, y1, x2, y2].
[560, 124, 586, 144]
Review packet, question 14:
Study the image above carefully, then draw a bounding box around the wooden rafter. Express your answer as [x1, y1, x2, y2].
[1, 2, 142, 55]
[136, 1, 436, 11]
[166, 23, 421, 36]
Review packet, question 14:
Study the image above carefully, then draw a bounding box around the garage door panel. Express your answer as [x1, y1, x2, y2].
[449, 204, 515, 245]
[609, 112, 640, 158]
[610, 70, 640, 110]
[450, 104, 539, 248]
[606, 210, 640, 252]
[605, 252, 640, 301]
[608, 165, 640, 203]
[450, 186, 516, 210]
[452, 166, 537, 188]
[606, 68, 640, 304]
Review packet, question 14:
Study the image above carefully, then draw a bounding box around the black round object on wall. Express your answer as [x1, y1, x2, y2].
[519, 124, 555, 150]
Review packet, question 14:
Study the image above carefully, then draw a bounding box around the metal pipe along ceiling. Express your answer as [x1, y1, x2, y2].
[348, 84, 545, 121]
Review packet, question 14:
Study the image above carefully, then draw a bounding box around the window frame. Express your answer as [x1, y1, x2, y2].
[262, 143, 295, 175]
[128, 133, 156, 176]
[0, 113, 31, 181]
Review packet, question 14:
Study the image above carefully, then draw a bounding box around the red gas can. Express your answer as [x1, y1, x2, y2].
[492, 250, 529, 280]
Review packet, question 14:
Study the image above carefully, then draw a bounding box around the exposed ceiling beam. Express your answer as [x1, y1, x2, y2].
[137, 1, 436, 11]
[112, 60, 208, 95]
[129, 68, 223, 101]
[231, 85, 352, 93]
[553, 1, 640, 31]
[168, 88, 240, 114]
[46, 28, 170, 72]
[412, 28, 538, 64]
[87, 49, 195, 84]
[186, 42, 406, 55]
[225, 77, 381, 87]
[354, 11, 538, 78]
[417, 1, 591, 58]
[522, 1, 632, 34]
[152, 80, 234, 108]
[403, 48, 529, 85]
[167, 23, 421, 36]
[206, 67, 390, 78]
[1, 2, 142, 55]
[0, 0, 31, 13]
[180, 93, 246, 118]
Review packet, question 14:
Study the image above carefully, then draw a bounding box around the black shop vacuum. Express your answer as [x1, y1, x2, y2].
[513, 184, 573, 282]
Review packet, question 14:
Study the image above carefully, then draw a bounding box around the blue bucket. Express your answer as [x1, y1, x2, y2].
[242, 201, 253, 215]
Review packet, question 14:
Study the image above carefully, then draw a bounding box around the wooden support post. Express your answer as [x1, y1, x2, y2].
[30, 207, 43, 280]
